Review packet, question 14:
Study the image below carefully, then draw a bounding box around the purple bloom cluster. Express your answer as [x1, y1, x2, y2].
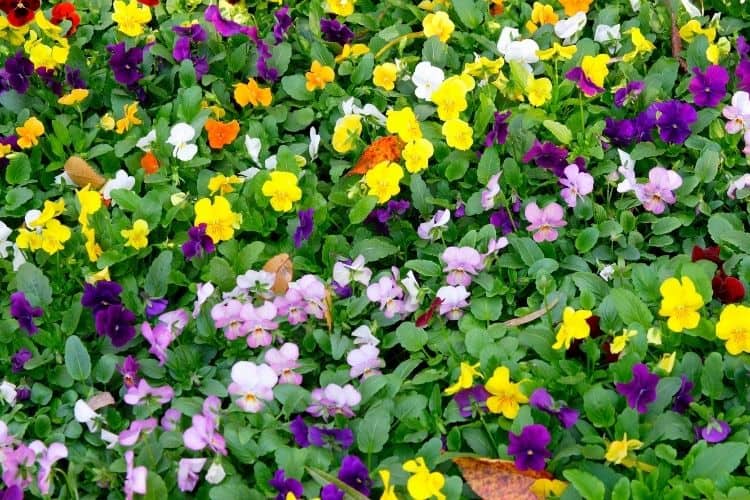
[366, 199, 410, 235]
[10, 292, 43, 335]
[613, 81, 645, 107]
[290, 415, 353, 448]
[615, 363, 659, 414]
[507, 424, 551, 471]
[273, 6, 292, 44]
[320, 17, 354, 45]
[293, 208, 314, 248]
[604, 106, 657, 147]
[36, 68, 63, 96]
[0, 52, 33, 94]
[81, 280, 137, 347]
[181, 223, 215, 260]
[689, 65, 729, 107]
[107, 42, 148, 101]
[529, 388, 579, 428]
[484, 111, 511, 148]
[173, 23, 209, 79]
[337, 455, 371, 496]
[523, 140, 569, 177]
[736, 36, 750, 92]
[654, 100, 697, 144]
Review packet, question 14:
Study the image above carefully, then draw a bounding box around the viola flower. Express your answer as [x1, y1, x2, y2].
[140, 322, 172, 365]
[321, 484, 344, 500]
[320, 17, 354, 44]
[364, 161, 404, 204]
[654, 100, 697, 144]
[529, 388, 579, 428]
[0, 0, 39, 26]
[525, 201, 566, 242]
[10, 348, 32, 373]
[615, 363, 659, 413]
[1, 52, 34, 94]
[194, 196, 241, 242]
[242, 302, 278, 348]
[234, 77, 272, 107]
[552, 307, 592, 350]
[331, 114, 362, 153]
[672, 375, 694, 413]
[178, 458, 206, 492]
[265, 343, 302, 385]
[507, 424, 551, 471]
[182, 224, 215, 260]
[567, 55, 609, 96]
[346, 344, 384, 379]
[118, 355, 140, 388]
[262, 171, 303, 212]
[423, 11, 454, 43]
[306, 60, 335, 91]
[121, 219, 149, 250]
[658, 276, 703, 332]
[336, 455, 372, 496]
[183, 397, 227, 455]
[373, 62, 398, 91]
[307, 383, 361, 419]
[614, 81, 645, 107]
[481, 173, 501, 210]
[161, 408, 181, 430]
[107, 42, 145, 87]
[634, 167, 682, 214]
[50, 2, 80, 35]
[228, 361, 278, 412]
[526, 2, 558, 32]
[165, 123, 198, 161]
[412, 61, 445, 101]
[441, 246, 484, 286]
[691, 245, 722, 265]
[124, 379, 174, 405]
[431, 76, 470, 121]
[366, 199, 410, 235]
[403, 457, 445, 500]
[484, 366, 528, 419]
[712, 271, 745, 304]
[270, 470, 303, 500]
[205, 119, 239, 149]
[610, 329, 638, 355]
[386, 107, 422, 142]
[453, 385, 490, 418]
[484, 111, 511, 148]
[560, 164, 594, 207]
[402, 137, 434, 173]
[417, 209, 450, 240]
[81, 280, 122, 313]
[123, 450, 147, 500]
[436, 285, 470, 320]
[272, 5, 292, 43]
[723, 91, 750, 134]
[698, 419, 731, 443]
[716, 304, 750, 355]
[118, 418, 158, 446]
[622, 27, 655, 62]
[293, 208, 314, 248]
[10, 291, 42, 334]
[605, 433, 642, 466]
[444, 362, 482, 396]
[523, 140, 568, 177]
[689, 65, 729, 107]
[15, 116, 44, 149]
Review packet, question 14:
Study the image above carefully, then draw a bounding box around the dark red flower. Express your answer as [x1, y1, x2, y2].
[415, 297, 443, 328]
[0, 0, 40, 27]
[691, 245, 723, 266]
[50, 2, 81, 35]
[712, 271, 745, 304]
[136, 0, 159, 6]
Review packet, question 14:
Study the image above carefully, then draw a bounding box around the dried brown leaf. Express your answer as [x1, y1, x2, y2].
[453, 457, 551, 500]
[262, 253, 293, 295]
[64, 156, 106, 189]
[502, 297, 560, 328]
[324, 286, 333, 331]
[87, 392, 115, 411]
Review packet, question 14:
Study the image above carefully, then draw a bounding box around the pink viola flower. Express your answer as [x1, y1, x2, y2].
[417, 209, 451, 240]
[161, 408, 181, 431]
[192, 282, 215, 318]
[119, 418, 158, 446]
[274, 288, 308, 325]
[2, 444, 35, 488]
[307, 384, 361, 419]
[437, 285, 470, 321]
[351, 325, 379, 346]
[183, 403, 227, 456]
[241, 301, 278, 348]
[524, 202, 567, 242]
[634, 167, 682, 214]
[265, 343, 302, 385]
[228, 361, 278, 413]
[366, 275, 404, 318]
[124, 379, 174, 405]
[727, 173, 750, 199]
[158, 308, 189, 336]
[124, 450, 148, 500]
[481, 173, 502, 210]
[140, 322, 172, 365]
[346, 344, 384, 379]
[291, 274, 328, 320]
[723, 90, 750, 134]
[441, 246, 484, 286]
[178, 458, 207, 492]
[333, 255, 372, 286]
[28, 441, 67, 495]
[483, 237, 509, 265]
[211, 299, 250, 340]
[560, 164, 594, 208]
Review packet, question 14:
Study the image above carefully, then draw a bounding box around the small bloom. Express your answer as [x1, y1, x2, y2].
[346, 344, 384, 379]
[178, 458, 206, 492]
[525, 202, 566, 242]
[166, 123, 198, 161]
[442, 119, 474, 150]
[417, 209, 450, 240]
[182, 224, 215, 260]
[194, 196, 241, 242]
[634, 167, 683, 215]
[402, 138, 434, 174]
[658, 276, 703, 332]
[228, 361, 278, 412]
[403, 457, 445, 500]
[205, 119, 240, 149]
[10, 348, 32, 372]
[111, 0, 152, 37]
[622, 27, 655, 62]
[270, 470, 304, 500]
[441, 246, 483, 286]
[234, 77, 272, 107]
[444, 362, 482, 396]
[552, 307, 592, 350]
[265, 343, 302, 385]
[484, 366, 528, 419]
[124, 450, 147, 500]
[293, 208, 314, 248]
[120, 219, 149, 250]
[320, 17, 354, 44]
[306, 60, 334, 91]
[605, 433, 642, 466]
[338, 455, 372, 496]
[508, 424, 551, 471]
[436, 285, 470, 321]
[699, 419, 731, 443]
[364, 161, 404, 203]
[654, 100, 697, 144]
[15, 116, 44, 148]
[672, 375, 694, 413]
[560, 164, 594, 207]
[262, 171, 303, 212]
[422, 11, 454, 43]
[412, 61, 444, 100]
[373, 62, 398, 91]
[529, 388, 579, 428]
[527, 76, 552, 106]
[716, 304, 750, 355]
[689, 65, 729, 107]
[615, 363, 659, 413]
[10, 291, 42, 334]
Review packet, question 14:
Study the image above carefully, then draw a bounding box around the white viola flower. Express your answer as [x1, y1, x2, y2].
[238, 167, 260, 179]
[74, 400, 100, 432]
[351, 325, 379, 346]
[167, 123, 198, 161]
[0, 380, 17, 405]
[681, 0, 701, 16]
[727, 173, 750, 199]
[309, 127, 320, 160]
[341, 97, 386, 124]
[102, 169, 136, 202]
[411, 61, 445, 101]
[594, 24, 621, 53]
[616, 149, 637, 193]
[193, 282, 215, 318]
[205, 462, 226, 484]
[100, 429, 119, 449]
[723, 91, 750, 134]
[245, 135, 262, 165]
[228, 361, 278, 413]
[333, 255, 372, 286]
[236, 270, 275, 291]
[54, 171, 75, 186]
[496, 27, 520, 54]
[264, 155, 278, 170]
[417, 209, 450, 240]
[503, 39, 540, 71]
[554, 13, 587, 41]
[136, 130, 157, 152]
[599, 264, 615, 281]
[12, 244, 25, 271]
[0, 221, 12, 259]
[401, 270, 421, 313]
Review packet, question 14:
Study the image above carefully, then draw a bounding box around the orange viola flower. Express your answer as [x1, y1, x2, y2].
[558, 0, 593, 16]
[205, 119, 240, 149]
[140, 152, 159, 174]
[234, 78, 272, 107]
[305, 60, 335, 92]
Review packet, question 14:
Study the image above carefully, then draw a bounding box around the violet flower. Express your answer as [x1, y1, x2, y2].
[436, 285, 470, 320]
[293, 208, 314, 248]
[29, 441, 68, 495]
[290, 415, 354, 448]
[265, 343, 302, 385]
[689, 65, 729, 107]
[118, 355, 140, 388]
[507, 424, 552, 471]
[417, 209, 450, 240]
[366, 275, 404, 318]
[481, 173, 501, 210]
[307, 383, 361, 419]
[107, 42, 145, 87]
[182, 223, 215, 260]
[671, 375, 694, 414]
[654, 100, 697, 144]
[204, 5, 254, 37]
[273, 6, 292, 43]
[178, 458, 206, 492]
[338, 455, 372, 496]
[2, 444, 35, 489]
[615, 363, 659, 414]
[124, 450, 147, 500]
[560, 164, 594, 208]
[0, 486, 22, 500]
[140, 322, 173, 365]
[490, 208, 518, 235]
[81, 280, 123, 313]
[10, 292, 42, 335]
[95, 304, 137, 347]
[145, 298, 168, 317]
[183, 398, 227, 455]
[36, 67, 62, 96]
[523, 140, 569, 177]
[529, 388, 579, 428]
[453, 385, 489, 418]
[524, 202, 566, 242]
[1, 52, 34, 94]
[346, 344, 384, 379]
[118, 418, 158, 446]
[634, 167, 682, 214]
[270, 469, 303, 500]
[613, 81, 645, 107]
[484, 111, 511, 148]
[124, 379, 174, 405]
[228, 361, 278, 413]
[65, 67, 86, 89]
[242, 301, 279, 348]
[321, 484, 344, 500]
[441, 246, 484, 286]
[161, 408, 181, 431]
[565, 67, 603, 97]
[698, 419, 731, 443]
[320, 17, 354, 45]
[10, 348, 32, 373]
[366, 199, 410, 235]
[172, 23, 209, 79]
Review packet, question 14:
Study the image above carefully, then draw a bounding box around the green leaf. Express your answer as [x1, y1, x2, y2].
[356, 408, 391, 454]
[16, 263, 53, 306]
[284, 108, 315, 132]
[86, 144, 113, 160]
[396, 322, 428, 352]
[629, 142, 663, 161]
[4, 186, 33, 210]
[695, 149, 720, 182]
[452, 0, 483, 28]
[687, 442, 748, 479]
[349, 196, 378, 224]
[563, 469, 605, 500]
[508, 235, 544, 267]
[274, 384, 310, 417]
[470, 296, 502, 321]
[607, 288, 653, 327]
[652, 217, 682, 235]
[142, 472, 168, 500]
[351, 53, 374, 85]
[405, 259, 442, 277]
[64, 335, 91, 381]
[5, 153, 31, 184]
[583, 384, 618, 427]
[351, 237, 399, 261]
[281, 75, 313, 101]
[700, 352, 724, 399]
[422, 37, 447, 66]
[575, 227, 600, 253]
[306, 467, 369, 500]
[410, 174, 431, 214]
[145, 250, 173, 298]
[543, 120, 573, 144]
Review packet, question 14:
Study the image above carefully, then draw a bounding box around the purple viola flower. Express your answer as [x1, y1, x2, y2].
[565, 67, 603, 97]
[1, 52, 34, 94]
[613, 81, 645, 107]
[36, 67, 63, 96]
[634, 167, 682, 214]
[107, 42, 145, 87]
[118, 355, 140, 388]
[270, 470, 303, 500]
[95, 304, 137, 348]
[332, 281, 353, 298]
[321, 484, 344, 500]
[273, 6, 292, 43]
[484, 111, 511, 148]
[65, 67, 86, 89]
[2, 443, 35, 489]
[490, 208, 517, 235]
[161, 408, 181, 431]
[615, 363, 659, 414]
[455, 202, 465, 218]
[689, 65, 729, 107]
[246, 27, 280, 82]
[291, 415, 354, 448]
[529, 388, 579, 428]
[10, 292, 42, 335]
[453, 385, 489, 418]
[204, 5, 255, 38]
[671, 375, 694, 414]
[293, 208, 314, 248]
[10, 348, 32, 373]
[604, 117, 639, 147]
[320, 17, 354, 45]
[560, 164, 594, 208]
[15, 387, 30, 402]
[172, 24, 209, 79]
[0, 485, 23, 500]
[182, 223, 215, 260]
[698, 419, 731, 443]
[125, 379, 174, 406]
[441, 247, 484, 286]
[366, 199, 409, 235]
[654, 100, 697, 144]
[507, 424, 552, 471]
[145, 298, 168, 318]
[82, 280, 123, 313]
[338, 455, 371, 496]
[737, 59, 750, 93]
[523, 140, 569, 177]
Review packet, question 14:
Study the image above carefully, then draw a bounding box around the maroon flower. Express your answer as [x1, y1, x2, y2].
[415, 297, 443, 328]
[712, 272, 745, 304]
[691, 245, 722, 265]
[0, 0, 40, 27]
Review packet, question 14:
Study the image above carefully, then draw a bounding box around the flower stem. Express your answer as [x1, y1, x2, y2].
[375, 31, 425, 59]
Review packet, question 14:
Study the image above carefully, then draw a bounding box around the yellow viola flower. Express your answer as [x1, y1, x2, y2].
[484, 366, 528, 418]
[28, 199, 65, 229]
[581, 54, 610, 89]
[657, 352, 676, 374]
[100, 113, 116, 131]
[552, 307, 593, 350]
[605, 433, 642, 466]
[305, 60, 335, 92]
[422, 11, 454, 44]
[373, 62, 399, 91]
[364, 161, 404, 203]
[463, 56, 504, 80]
[646, 327, 662, 345]
[418, 0, 449, 11]
[262, 171, 303, 212]
[326, 0, 355, 16]
[0, 144, 11, 159]
[82, 225, 103, 262]
[386, 107, 422, 143]
[121, 219, 149, 250]
[111, 0, 152, 37]
[706, 37, 731, 65]
[58, 88, 89, 106]
[86, 266, 111, 284]
[16, 117, 45, 149]
[537, 42, 577, 61]
[39, 219, 71, 255]
[716, 304, 750, 355]
[334, 43, 370, 63]
[0, 17, 30, 46]
[402, 138, 434, 174]
[679, 20, 715, 43]
[559, 0, 593, 16]
[526, 2, 558, 33]
[658, 276, 703, 332]
[444, 361, 482, 395]
[115, 102, 142, 134]
[526, 76, 552, 106]
[77, 185, 102, 226]
[431, 76, 469, 121]
[378, 470, 398, 500]
[208, 174, 242, 195]
[610, 329, 638, 355]
[25, 32, 69, 69]
[194, 196, 242, 242]
[622, 28, 655, 63]
[530, 479, 567, 499]
[403, 457, 445, 500]
[16, 228, 43, 251]
[33, 11, 64, 42]
[441, 119, 473, 151]
[332, 114, 363, 153]
[233, 78, 272, 107]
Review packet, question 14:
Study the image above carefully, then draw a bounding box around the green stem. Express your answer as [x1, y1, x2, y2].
[375, 31, 425, 59]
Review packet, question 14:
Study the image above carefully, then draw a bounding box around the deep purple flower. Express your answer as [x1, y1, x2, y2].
[454, 202, 465, 218]
[182, 223, 215, 260]
[338, 455, 371, 496]
[11, 349, 32, 373]
[273, 6, 292, 43]
[95, 304, 137, 348]
[739, 36, 750, 58]
[15, 387, 30, 401]
[332, 281, 353, 298]
[529, 388, 579, 428]
[565, 67, 603, 96]
[654, 100, 697, 144]
[145, 298, 168, 318]
[321, 484, 344, 500]
[604, 117, 639, 147]
[81, 280, 123, 313]
[1, 52, 34, 94]
[689, 65, 729, 107]
[613, 81, 645, 107]
[615, 363, 659, 414]
[290, 415, 353, 448]
[117, 355, 140, 388]
[269, 469, 304, 500]
[65, 67, 86, 89]
[671, 375, 694, 414]
[0, 485, 23, 500]
[36, 67, 63, 96]
[173, 23, 207, 42]
[507, 424, 552, 471]
[10, 292, 43, 335]
[698, 419, 731, 443]
[522, 140, 569, 177]
[107, 42, 145, 86]
[204, 5, 255, 38]
[484, 111, 511, 148]
[320, 17, 354, 45]
[254, 37, 279, 82]
[293, 208, 314, 248]
[453, 385, 489, 418]
[366, 199, 410, 235]
[172, 24, 209, 79]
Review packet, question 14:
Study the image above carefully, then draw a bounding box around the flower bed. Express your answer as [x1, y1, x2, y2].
[2, 0, 750, 498]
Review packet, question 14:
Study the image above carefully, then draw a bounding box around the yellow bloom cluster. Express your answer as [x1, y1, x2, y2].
[16, 200, 71, 255]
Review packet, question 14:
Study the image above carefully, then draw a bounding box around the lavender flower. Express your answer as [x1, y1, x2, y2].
[654, 100, 697, 144]
[453, 385, 489, 418]
[507, 424, 552, 471]
[615, 363, 659, 414]
[671, 375, 694, 414]
[293, 208, 314, 248]
[529, 388, 579, 428]
[338, 455, 372, 496]
[634, 167, 682, 214]
[698, 419, 730, 443]
[613, 81, 645, 107]
[10, 349, 32, 373]
[320, 17, 354, 45]
[10, 292, 42, 334]
[273, 6, 292, 43]
[182, 223, 215, 260]
[441, 247, 484, 286]
[560, 164, 594, 208]
[688, 65, 729, 107]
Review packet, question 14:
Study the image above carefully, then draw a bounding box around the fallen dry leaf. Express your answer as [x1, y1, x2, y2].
[64, 156, 106, 189]
[87, 392, 115, 411]
[262, 253, 294, 295]
[502, 297, 560, 328]
[324, 286, 333, 331]
[453, 457, 551, 500]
